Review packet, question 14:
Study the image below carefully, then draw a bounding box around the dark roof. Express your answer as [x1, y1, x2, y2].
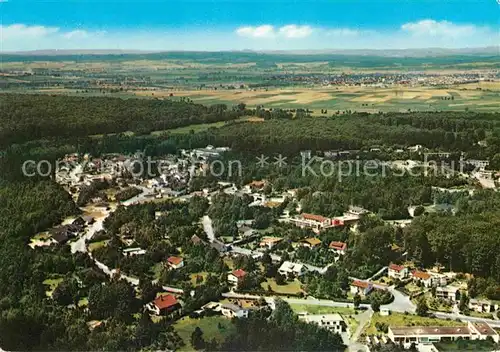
[210, 240, 227, 252]
[72, 217, 86, 227]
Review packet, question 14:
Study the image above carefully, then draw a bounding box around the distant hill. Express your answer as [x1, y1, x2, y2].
[3, 46, 497, 57]
[0, 48, 498, 68]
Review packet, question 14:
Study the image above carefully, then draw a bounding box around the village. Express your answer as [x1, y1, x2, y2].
[25, 144, 500, 352]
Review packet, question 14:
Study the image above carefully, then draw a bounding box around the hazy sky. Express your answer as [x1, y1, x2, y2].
[1, 0, 499, 51]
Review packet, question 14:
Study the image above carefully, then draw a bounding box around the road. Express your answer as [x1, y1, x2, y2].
[350, 309, 372, 351]
[70, 208, 109, 253]
[202, 215, 215, 241]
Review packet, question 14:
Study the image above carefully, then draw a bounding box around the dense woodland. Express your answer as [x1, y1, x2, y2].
[0, 93, 247, 147]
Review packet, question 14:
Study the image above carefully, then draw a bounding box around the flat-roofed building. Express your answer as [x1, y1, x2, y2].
[387, 322, 499, 345]
[435, 285, 459, 302]
[298, 313, 346, 334]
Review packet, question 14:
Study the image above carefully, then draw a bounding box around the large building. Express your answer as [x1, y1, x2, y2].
[388, 322, 499, 345]
[298, 313, 346, 334]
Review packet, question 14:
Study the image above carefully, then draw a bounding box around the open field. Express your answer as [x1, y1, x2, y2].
[2, 51, 499, 113]
[133, 83, 500, 113]
[261, 278, 303, 295]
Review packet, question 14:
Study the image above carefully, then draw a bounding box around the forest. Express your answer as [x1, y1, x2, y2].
[0, 93, 247, 147]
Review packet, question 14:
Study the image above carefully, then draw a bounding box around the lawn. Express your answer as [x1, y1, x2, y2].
[173, 316, 236, 351]
[364, 312, 465, 336]
[88, 240, 107, 252]
[190, 272, 209, 286]
[152, 262, 164, 280]
[261, 278, 303, 295]
[223, 257, 235, 270]
[290, 304, 355, 315]
[151, 121, 228, 136]
[42, 277, 64, 297]
[32, 232, 51, 241]
[78, 297, 88, 307]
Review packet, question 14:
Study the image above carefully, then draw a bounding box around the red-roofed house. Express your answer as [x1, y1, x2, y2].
[350, 280, 373, 296]
[166, 256, 184, 269]
[388, 263, 409, 280]
[329, 241, 347, 255]
[412, 270, 432, 287]
[228, 269, 247, 286]
[147, 294, 180, 315]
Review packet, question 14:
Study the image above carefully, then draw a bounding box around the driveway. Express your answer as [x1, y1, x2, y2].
[381, 286, 416, 313]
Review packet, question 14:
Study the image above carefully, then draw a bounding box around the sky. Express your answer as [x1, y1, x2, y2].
[0, 0, 499, 51]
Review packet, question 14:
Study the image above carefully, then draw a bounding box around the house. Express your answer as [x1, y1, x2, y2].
[329, 241, 347, 255]
[147, 294, 180, 315]
[220, 303, 249, 319]
[50, 224, 80, 244]
[278, 261, 307, 277]
[72, 216, 86, 228]
[346, 205, 370, 217]
[259, 237, 283, 250]
[465, 159, 489, 171]
[412, 270, 433, 288]
[244, 180, 266, 193]
[301, 237, 322, 248]
[388, 263, 409, 280]
[228, 269, 247, 286]
[435, 285, 459, 302]
[166, 256, 184, 269]
[350, 280, 373, 296]
[122, 247, 146, 257]
[468, 299, 499, 314]
[388, 322, 499, 345]
[298, 313, 346, 334]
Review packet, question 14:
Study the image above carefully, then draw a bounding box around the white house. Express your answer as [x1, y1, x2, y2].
[146, 294, 180, 315]
[278, 261, 307, 277]
[468, 299, 499, 314]
[220, 303, 249, 319]
[298, 313, 346, 334]
[122, 247, 146, 257]
[412, 270, 433, 288]
[388, 263, 409, 280]
[350, 280, 373, 297]
[259, 237, 283, 250]
[166, 256, 184, 269]
[435, 286, 460, 302]
[227, 269, 247, 286]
